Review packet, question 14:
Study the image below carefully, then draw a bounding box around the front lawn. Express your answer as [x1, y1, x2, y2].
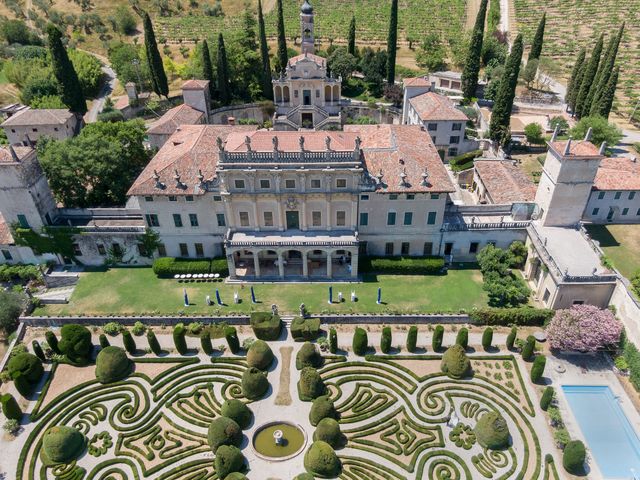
[33, 266, 487, 316]
[585, 224, 640, 279]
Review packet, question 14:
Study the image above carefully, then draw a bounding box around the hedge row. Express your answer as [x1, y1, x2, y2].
[291, 317, 322, 341]
[249, 312, 282, 341]
[152, 257, 229, 277]
[359, 256, 445, 275]
[469, 307, 554, 326]
[450, 149, 483, 172]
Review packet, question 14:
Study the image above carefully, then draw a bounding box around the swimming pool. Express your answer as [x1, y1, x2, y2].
[562, 385, 640, 479]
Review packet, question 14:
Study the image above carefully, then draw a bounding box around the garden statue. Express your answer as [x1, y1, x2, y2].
[300, 303, 307, 318]
[351, 291, 356, 302]
[206, 295, 211, 306]
[234, 292, 239, 304]
[271, 304, 278, 316]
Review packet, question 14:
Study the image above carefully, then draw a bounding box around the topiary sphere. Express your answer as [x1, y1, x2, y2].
[59, 324, 93, 363]
[475, 411, 510, 450]
[215, 445, 245, 478]
[95, 346, 131, 384]
[563, 440, 586, 474]
[41, 426, 86, 464]
[8, 352, 44, 384]
[207, 416, 242, 453]
[304, 440, 341, 477]
[313, 418, 342, 448]
[221, 399, 252, 429]
[241, 367, 269, 400]
[294, 474, 316, 480]
[224, 473, 248, 480]
[298, 367, 326, 401]
[296, 342, 322, 370]
[440, 344, 471, 379]
[309, 395, 338, 426]
[246, 340, 274, 371]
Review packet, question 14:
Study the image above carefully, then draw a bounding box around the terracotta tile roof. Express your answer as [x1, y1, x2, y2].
[0, 213, 14, 245]
[549, 139, 601, 158]
[474, 160, 537, 204]
[288, 53, 326, 68]
[345, 124, 455, 193]
[224, 130, 358, 153]
[593, 156, 640, 191]
[128, 125, 256, 196]
[403, 77, 431, 87]
[1, 108, 74, 126]
[408, 92, 468, 122]
[147, 104, 205, 136]
[182, 79, 210, 90]
[0, 145, 35, 163]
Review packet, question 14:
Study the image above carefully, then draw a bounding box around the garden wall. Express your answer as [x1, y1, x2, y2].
[317, 314, 468, 324]
[210, 103, 271, 125]
[342, 104, 401, 125]
[19, 315, 250, 327]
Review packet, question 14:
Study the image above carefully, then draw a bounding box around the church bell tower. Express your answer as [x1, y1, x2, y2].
[300, 0, 315, 55]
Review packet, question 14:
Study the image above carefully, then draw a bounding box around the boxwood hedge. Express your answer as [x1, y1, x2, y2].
[250, 312, 282, 341]
[359, 256, 445, 275]
[152, 257, 228, 277]
[291, 317, 321, 341]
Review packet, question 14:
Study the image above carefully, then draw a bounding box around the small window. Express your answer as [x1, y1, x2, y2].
[572, 300, 585, 305]
[144, 196, 153, 202]
[169, 196, 177, 202]
[630, 192, 636, 200]
[427, 123, 438, 131]
[406, 194, 415, 200]
[235, 179, 246, 189]
[469, 242, 479, 254]
[385, 242, 394, 255]
[401, 242, 410, 255]
[32, 128, 38, 132]
[185, 195, 194, 202]
[213, 195, 222, 201]
[452, 123, 462, 131]
[427, 212, 437, 225]
[216, 213, 226, 227]
[336, 179, 347, 188]
[597, 191, 605, 200]
[312, 211, 322, 226]
[239, 212, 250, 227]
[614, 191, 622, 200]
[361, 194, 369, 200]
[387, 212, 396, 225]
[285, 179, 296, 189]
[403, 212, 413, 225]
[173, 214, 183, 227]
[260, 179, 271, 189]
[360, 212, 369, 226]
[336, 211, 346, 226]
[195, 243, 204, 257]
[542, 289, 551, 302]
[592, 208, 599, 216]
[264, 211, 274, 227]
[430, 193, 440, 200]
[189, 213, 199, 227]
[2, 249, 13, 260]
[623, 208, 629, 216]
[389, 194, 398, 200]
[448, 147, 458, 157]
[17, 214, 29, 228]
[179, 243, 189, 257]
[97, 244, 106, 255]
[311, 179, 321, 189]
[423, 242, 433, 255]
[72, 244, 82, 256]
[145, 214, 160, 227]
[157, 244, 167, 257]
[449, 136, 460, 144]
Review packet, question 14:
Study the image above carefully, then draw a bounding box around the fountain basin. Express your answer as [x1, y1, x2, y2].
[252, 422, 307, 461]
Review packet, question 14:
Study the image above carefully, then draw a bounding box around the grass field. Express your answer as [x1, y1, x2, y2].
[585, 224, 640, 279]
[32, 266, 488, 316]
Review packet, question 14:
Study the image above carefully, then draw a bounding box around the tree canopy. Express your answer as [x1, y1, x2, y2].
[142, 11, 168, 98]
[328, 48, 357, 80]
[386, 0, 398, 84]
[547, 305, 622, 351]
[46, 24, 86, 114]
[0, 290, 25, 334]
[569, 115, 623, 148]
[461, 0, 488, 100]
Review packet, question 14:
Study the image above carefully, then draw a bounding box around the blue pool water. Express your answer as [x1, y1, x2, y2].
[562, 385, 640, 479]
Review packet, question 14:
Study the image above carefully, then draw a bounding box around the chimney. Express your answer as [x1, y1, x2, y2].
[584, 127, 593, 142]
[563, 138, 572, 156]
[550, 124, 559, 142]
[599, 142, 607, 155]
[228, 117, 236, 126]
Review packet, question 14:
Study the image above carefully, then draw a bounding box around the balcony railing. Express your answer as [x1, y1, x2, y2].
[442, 221, 530, 232]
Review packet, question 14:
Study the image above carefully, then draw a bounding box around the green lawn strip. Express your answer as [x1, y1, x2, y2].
[585, 224, 640, 280]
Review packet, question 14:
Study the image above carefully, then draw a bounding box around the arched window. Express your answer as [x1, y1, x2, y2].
[332, 85, 340, 103]
[324, 85, 331, 103]
[275, 86, 282, 103]
[283, 86, 290, 103]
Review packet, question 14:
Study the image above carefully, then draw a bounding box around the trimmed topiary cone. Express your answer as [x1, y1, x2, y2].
[247, 340, 274, 371]
[313, 418, 342, 448]
[147, 330, 162, 355]
[241, 367, 269, 400]
[432, 325, 444, 352]
[352, 327, 368, 356]
[309, 395, 338, 426]
[296, 342, 322, 370]
[475, 411, 510, 450]
[221, 400, 252, 429]
[440, 344, 471, 379]
[207, 416, 242, 453]
[95, 346, 131, 384]
[406, 326, 418, 353]
[215, 445, 245, 478]
[304, 440, 341, 477]
[41, 426, 86, 465]
[0, 393, 22, 420]
[298, 367, 326, 401]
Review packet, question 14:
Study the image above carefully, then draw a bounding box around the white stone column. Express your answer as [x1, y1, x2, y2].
[326, 251, 332, 278]
[253, 251, 261, 278]
[351, 250, 359, 278]
[278, 252, 285, 278]
[301, 197, 308, 231]
[326, 195, 332, 231]
[253, 202, 260, 231]
[302, 250, 309, 278]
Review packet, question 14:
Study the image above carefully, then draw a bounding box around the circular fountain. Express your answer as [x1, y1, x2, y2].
[252, 422, 307, 461]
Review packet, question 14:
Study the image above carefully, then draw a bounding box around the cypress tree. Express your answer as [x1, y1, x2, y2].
[46, 24, 87, 114]
[565, 48, 586, 111]
[528, 12, 546, 62]
[275, 0, 288, 74]
[99, 334, 110, 349]
[593, 65, 619, 119]
[348, 15, 356, 57]
[217, 33, 231, 105]
[489, 33, 524, 144]
[506, 326, 517, 350]
[329, 327, 337, 354]
[386, 0, 398, 85]
[589, 24, 624, 116]
[0, 393, 22, 420]
[461, 0, 488, 100]
[32, 340, 46, 362]
[174, 324, 188, 355]
[200, 332, 213, 355]
[122, 330, 136, 355]
[201, 39, 215, 100]
[574, 33, 603, 118]
[406, 326, 418, 353]
[147, 330, 162, 355]
[142, 12, 168, 98]
[45, 331, 60, 354]
[257, 0, 273, 99]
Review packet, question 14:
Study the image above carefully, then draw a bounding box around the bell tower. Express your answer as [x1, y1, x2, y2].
[300, 0, 315, 55]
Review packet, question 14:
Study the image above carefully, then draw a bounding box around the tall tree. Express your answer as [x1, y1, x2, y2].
[348, 15, 356, 56]
[593, 65, 619, 119]
[574, 33, 603, 118]
[528, 12, 546, 62]
[201, 39, 215, 100]
[461, 0, 488, 100]
[142, 12, 168, 98]
[46, 24, 86, 114]
[275, 0, 288, 73]
[489, 34, 524, 145]
[257, 0, 273, 99]
[588, 23, 624, 116]
[217, 33, 231, 105]
[565, 48, 586, 111]
[386, 0, 398, 84]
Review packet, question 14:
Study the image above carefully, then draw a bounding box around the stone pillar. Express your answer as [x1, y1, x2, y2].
[326, 251, 332, 278]
[302, 250, 309, 278]
[326, 196, 332, 231]
[301, 197, 307, 231]
[278, 252, 285, 278]
[227, 252, 236, 278]
[253, 202, 260, 231]
[351, 251, 359, 278]
[253, 251, 261, 278]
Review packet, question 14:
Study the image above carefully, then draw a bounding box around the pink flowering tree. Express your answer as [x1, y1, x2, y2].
[546, 304, 623, 351]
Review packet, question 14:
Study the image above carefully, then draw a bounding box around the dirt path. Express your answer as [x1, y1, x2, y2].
[275, 346, 293, 406]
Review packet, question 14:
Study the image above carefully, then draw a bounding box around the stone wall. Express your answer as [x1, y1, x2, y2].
[210, 104, 271, 125]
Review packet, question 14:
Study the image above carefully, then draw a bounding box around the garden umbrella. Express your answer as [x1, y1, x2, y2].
[377, 287, 382, 304]
[183, 288, 189, 307]
[328, 286, 333, 304]
[216, 289, 222, 305]
[250, 286, 256, 303]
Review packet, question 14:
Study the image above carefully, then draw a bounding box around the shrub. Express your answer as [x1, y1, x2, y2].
[241, 367, 269, 400]
[329, 328, 337, 354]
[440, 345, 471, 379]
[103, 322, 122, 335]
[359, 256, 444, 274]
[380, 327, 392, 354]
[531, 355, 546, 383]
[224, 474, 248, 480]
[247, 340, 274, 371]
[304, 441, 341, 477]
[547, 305, 623, 352]
[152, 257, 227, 277]
[506, 326, 517, 350]
[41, 426, 86, 464]
[298, 367, 326, 401]
[131, 321, 146, 336]
[352, 327, 368, 356]
[482, 327, 493, 351]
[313, 418, 342, 448]
[59, 324, 92, 363]
[45, 331, 60, 354]
[563, 440, 586, 474]
[250, 312, 282, 341]
[173, 323, 188, 355]
[147, 330, 161, 355]
[540, 386, 554, 411]
[521, 336, 536, 361]
[8, 352, 43, 385]
[406, 326, 418, 353]
[214, 445, 245, 478]
[122, 330, 136, 355]
[296, 342, 322, 370]
[475, 411, 510, 450]
[309, 395, 338, 426]
[291, 317, 321, 341]
[32, 340, 46, 361]
[455, 328, 468, 349]
[99, 334, 110, 349]
[225, 327, 240, 354]
[449, 149, 483, 171]
[201, 332, 213, 355]
[432, 325, 444, 352]
[0, 393, 22, 420]
[221, 400, 252, 429]
[95, 346, 131, 384]
[207, 417, 242, 453]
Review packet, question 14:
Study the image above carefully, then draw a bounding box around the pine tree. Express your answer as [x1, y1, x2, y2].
[217, 33, 231, 105]
[275, 0, 288, 73]
[461, 0, 488, 100]
[46, 24, 87, 114]
[257, 0, 273, 99]
[565, 48, 586, 111]
[574, 33, 603, 118]
[528, 12, 546, 61]
[386, 0, 398, 85]
[201, 39, 215, 100]
[142, 12, 168, 98]
[593, 65, 619, 119]
[589, 23, 624, 116]
[348, 15, 356, 56]
[489, 34, 524, 144]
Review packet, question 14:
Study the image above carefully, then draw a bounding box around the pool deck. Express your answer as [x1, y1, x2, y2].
[550, 353, 640, 480]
